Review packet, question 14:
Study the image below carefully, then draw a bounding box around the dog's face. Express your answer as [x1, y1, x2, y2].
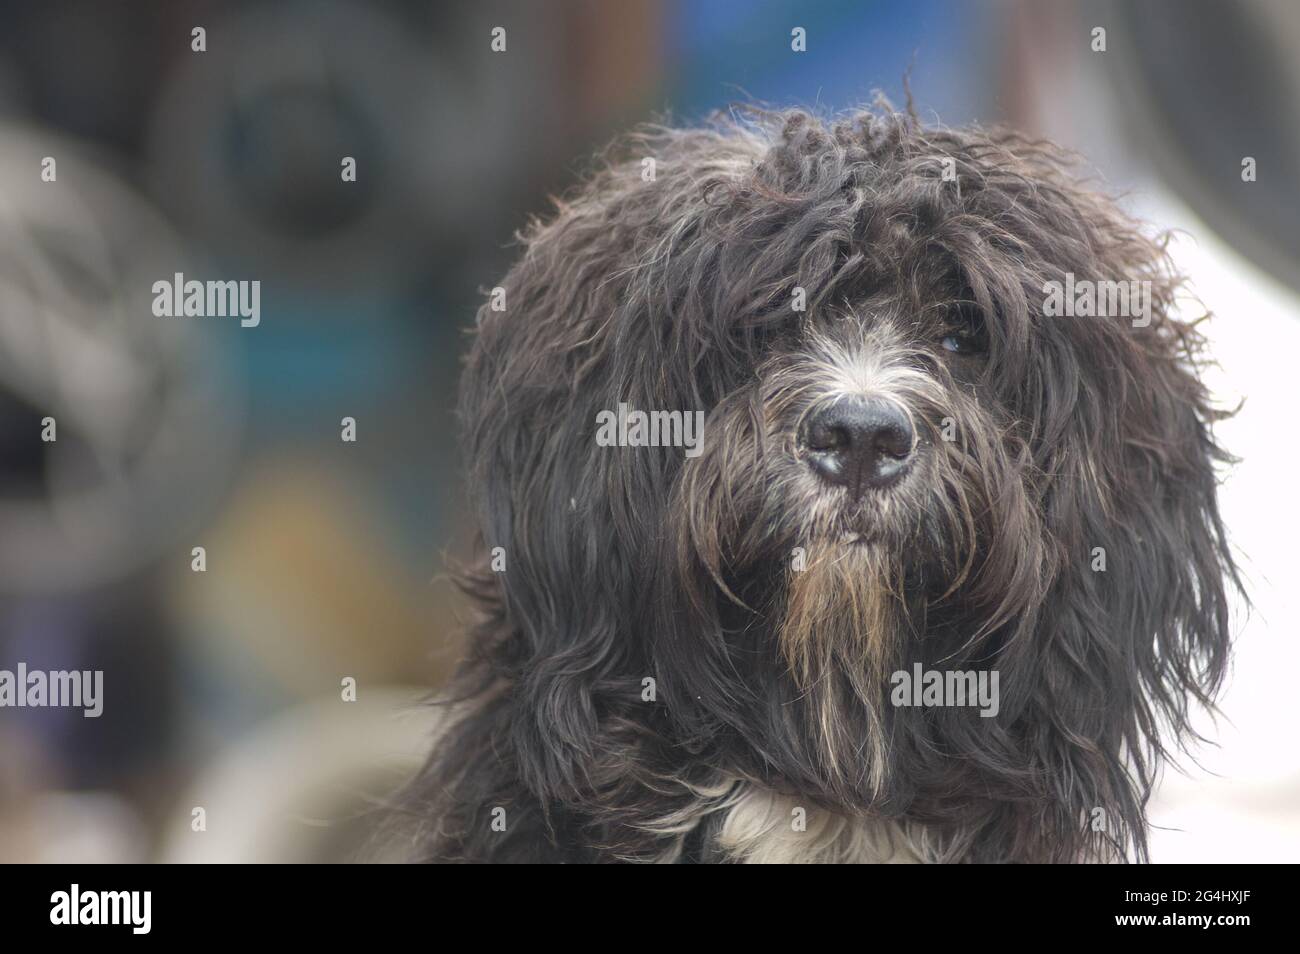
[705, 298, 1013, 644]
[456, 108, 1237, 861]
[694, 297, 1021, 742]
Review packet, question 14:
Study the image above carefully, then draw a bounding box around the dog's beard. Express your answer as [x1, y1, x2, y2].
[778, 541, 909, 797]
[781, 541, 902, 685]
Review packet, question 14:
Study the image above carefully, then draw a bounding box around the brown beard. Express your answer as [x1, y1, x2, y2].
[778, 541, 909, 796]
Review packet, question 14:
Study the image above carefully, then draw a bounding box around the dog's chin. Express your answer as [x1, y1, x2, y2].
[818, 503, 920, 553]
[806, 463, 927, 546]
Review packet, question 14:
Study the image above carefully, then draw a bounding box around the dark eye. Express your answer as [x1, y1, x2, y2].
[939, 302, 987, 356]
[940, 332, 985, 355]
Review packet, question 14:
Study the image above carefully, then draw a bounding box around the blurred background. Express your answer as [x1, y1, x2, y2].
[0, 0, 1296, 862]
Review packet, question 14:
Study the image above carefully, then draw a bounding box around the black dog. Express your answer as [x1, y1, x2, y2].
[403, 105, 1239, 863]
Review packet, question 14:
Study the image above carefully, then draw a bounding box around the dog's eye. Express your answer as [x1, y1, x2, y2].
[940, 332, 986, 355]
[939, 302, 987, 356]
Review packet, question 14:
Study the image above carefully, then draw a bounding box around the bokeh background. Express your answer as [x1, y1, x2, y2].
[1, 0, 1297, 862]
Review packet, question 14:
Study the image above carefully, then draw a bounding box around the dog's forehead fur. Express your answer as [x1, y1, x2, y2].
[398, 105, 1241, 864]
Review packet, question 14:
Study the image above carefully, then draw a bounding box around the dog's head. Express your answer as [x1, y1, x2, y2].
[458, 106, 1238, 861]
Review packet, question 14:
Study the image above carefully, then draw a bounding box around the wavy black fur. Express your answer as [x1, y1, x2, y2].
[396, 104, 1240, 863]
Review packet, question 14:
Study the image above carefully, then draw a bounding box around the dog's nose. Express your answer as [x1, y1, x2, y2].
[801, 398, 915, 496]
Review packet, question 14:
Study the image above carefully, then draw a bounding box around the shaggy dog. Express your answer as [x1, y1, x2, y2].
[404, 104, 1239, 863]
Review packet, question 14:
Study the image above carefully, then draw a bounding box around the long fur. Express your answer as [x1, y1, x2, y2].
[396, 104, 1240, 863]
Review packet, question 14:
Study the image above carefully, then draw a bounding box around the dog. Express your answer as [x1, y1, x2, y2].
[402, 104, 1239, 863]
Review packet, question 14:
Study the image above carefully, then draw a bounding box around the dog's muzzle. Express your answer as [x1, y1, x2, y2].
[799, 396, 915, 498]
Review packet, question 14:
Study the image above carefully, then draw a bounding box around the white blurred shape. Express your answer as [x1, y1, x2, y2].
[161, 688, 439, 863]
[1142, 191, 1300, 862]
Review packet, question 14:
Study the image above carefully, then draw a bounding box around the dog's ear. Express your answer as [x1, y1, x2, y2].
[458, 218, 638, 801]
[997, 183, 1240, 861]
[456, 127, 763, 804]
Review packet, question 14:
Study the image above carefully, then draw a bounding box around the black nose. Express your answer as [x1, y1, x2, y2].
[801, 398, 915, 496]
